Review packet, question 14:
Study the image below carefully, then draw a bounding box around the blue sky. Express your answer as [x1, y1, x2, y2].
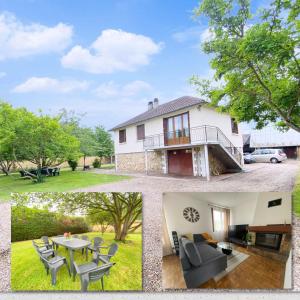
[0, 0, 266, 130]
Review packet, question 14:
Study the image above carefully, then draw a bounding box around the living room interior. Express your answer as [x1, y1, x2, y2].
[162, 192, 292, 290]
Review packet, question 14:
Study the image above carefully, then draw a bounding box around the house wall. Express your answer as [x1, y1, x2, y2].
[163, 193, 215, 247]
[252, 192, 291, 225]
[230, 194, 259, 225]
[113, 104, 243, 155]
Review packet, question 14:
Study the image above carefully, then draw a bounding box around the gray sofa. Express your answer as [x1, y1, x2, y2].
[179, 237, 227, 288]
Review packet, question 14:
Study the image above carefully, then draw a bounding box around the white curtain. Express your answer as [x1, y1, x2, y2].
[211, 206, 230, 241]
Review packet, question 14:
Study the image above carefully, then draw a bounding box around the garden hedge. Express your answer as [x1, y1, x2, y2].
[12, 206, 89, 242]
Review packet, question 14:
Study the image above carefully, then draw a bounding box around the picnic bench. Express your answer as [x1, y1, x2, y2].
[19, 167, 60, 178]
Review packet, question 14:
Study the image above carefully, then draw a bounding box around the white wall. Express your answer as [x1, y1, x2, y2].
[284, 251, 292, 289]
[114, 104, 243, 154]
[231, 193, 259, 225]
[252, 192, 291, 225]
[163, 193, 215, 247]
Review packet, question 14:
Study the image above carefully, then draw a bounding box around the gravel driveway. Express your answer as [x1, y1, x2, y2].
[0, 202, 11, 292]
[74, 159, 300, 292]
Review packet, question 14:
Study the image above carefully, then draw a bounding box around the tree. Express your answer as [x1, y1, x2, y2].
[74, 127, 98, 169]
[15, 192, 142, 242]
[0, 102, 28, 175]
[94, 126, 114, 167]
[86, 209, 113, 235]
[0, 102, 81, 181]
[191, 0, 300, 132]
[60, 111, 99, 169]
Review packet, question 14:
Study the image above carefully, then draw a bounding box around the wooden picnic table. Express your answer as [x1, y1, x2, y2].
[51, 236, 91, 278]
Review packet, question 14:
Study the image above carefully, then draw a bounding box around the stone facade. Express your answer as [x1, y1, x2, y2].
[208, 151, 227, 176]
[116, 151, 164, 174]
[147, 150, 164, 174]
[116, 152, 146, 172]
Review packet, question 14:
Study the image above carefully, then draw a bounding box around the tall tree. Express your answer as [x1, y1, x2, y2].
[94, 126, 114, 167]
[191, 0, 300, 132]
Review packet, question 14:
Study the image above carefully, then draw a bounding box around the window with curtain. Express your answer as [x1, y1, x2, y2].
[211, 206, 231, 241]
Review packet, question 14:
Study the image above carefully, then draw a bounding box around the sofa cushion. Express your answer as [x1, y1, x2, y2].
[195, 242, 224, 264]
[181, 238, 202, 267]
[201, 232, 213, 240]
[193, 234, 206, 243]
[181, 233, 193, 241]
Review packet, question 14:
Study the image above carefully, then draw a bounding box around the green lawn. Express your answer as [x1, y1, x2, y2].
[293, 169, 300, 216]
[0, 170, 130, 201]
[11, 232, 142, 291]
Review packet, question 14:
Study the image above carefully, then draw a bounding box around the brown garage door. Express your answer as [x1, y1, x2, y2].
[168, 149, 193, 176]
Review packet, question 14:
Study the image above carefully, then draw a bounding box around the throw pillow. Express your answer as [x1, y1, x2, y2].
[181, 238, 202, 267]
[193, 234, 206, 243]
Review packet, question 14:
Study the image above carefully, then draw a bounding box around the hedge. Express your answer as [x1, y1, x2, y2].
[12, 206, 89, 242]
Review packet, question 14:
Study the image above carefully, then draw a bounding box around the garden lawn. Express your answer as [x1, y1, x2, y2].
[0, 170, 130, 201]
[293, 169, 300, 216]
[11, 232, 142, 291]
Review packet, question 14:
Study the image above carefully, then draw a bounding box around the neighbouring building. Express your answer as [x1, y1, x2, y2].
[110, 96, 244, 180]
[250, 125, 300, 159]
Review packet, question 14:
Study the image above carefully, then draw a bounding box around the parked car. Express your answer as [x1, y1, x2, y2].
[251, 149, 287, 163]
[243, 153, 255, 164]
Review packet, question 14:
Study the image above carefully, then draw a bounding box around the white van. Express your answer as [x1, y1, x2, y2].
[251, 149, 287, 163]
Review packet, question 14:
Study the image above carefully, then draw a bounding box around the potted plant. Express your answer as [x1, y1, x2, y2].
[246, 232, 252, 245]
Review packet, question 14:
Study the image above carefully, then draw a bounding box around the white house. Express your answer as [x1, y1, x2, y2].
[110, 96, 244, 180]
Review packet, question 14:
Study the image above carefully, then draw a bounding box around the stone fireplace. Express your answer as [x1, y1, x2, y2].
[248, 224, 291, 262]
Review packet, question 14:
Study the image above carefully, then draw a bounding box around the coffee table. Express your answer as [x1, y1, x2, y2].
[217, 242, 233, 255]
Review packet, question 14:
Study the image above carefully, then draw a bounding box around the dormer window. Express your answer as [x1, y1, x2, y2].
[119, 129, 126, 143]
[231, 118, 238, 134]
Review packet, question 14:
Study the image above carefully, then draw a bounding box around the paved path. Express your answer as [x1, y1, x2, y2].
[74, 160, 300, 291]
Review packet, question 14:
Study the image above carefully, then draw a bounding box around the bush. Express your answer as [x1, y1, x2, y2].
[11, 206, 89, 242]
[68, 160, 78, 171]
[92, 158, 101, 168]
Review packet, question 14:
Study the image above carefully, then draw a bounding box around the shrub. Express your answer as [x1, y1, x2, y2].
[68, 160, 78, 171]
[92, 158, 101, 168]
[11, 206, 89, 242]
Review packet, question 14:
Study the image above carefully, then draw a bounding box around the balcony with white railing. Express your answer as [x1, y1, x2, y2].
[143, 125, 242, 165]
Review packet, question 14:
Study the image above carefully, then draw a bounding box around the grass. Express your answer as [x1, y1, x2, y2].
[11, 232, 142, 291]
[293, 168, 300, 216]
[0, 170, 130, 201]
[100, 164, 115, 169]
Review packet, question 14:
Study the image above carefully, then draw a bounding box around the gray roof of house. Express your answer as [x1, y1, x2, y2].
[110, 96, 206, 131]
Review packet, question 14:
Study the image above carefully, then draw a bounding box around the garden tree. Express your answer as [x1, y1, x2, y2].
[86, 209, 113, 235]
[191, 0, 300, 131]
[0, 102, 18, 175]
[59, 111, 99, 169]
[17, 192, 142, 242]
[74, 127, 98, 169]
[94, 126, 114, 167]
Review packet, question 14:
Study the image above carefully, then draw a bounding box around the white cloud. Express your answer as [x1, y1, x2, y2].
[172, 26, 202, 43]
[0, 72, 6, 78]
[94, 80, 152, 98]
[61, 29, 162, 74]
[0, 12, 73, 60]
[12, 77, 89, 93]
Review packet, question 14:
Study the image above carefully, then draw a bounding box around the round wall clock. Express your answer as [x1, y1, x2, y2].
[183, 207, 200, 223]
